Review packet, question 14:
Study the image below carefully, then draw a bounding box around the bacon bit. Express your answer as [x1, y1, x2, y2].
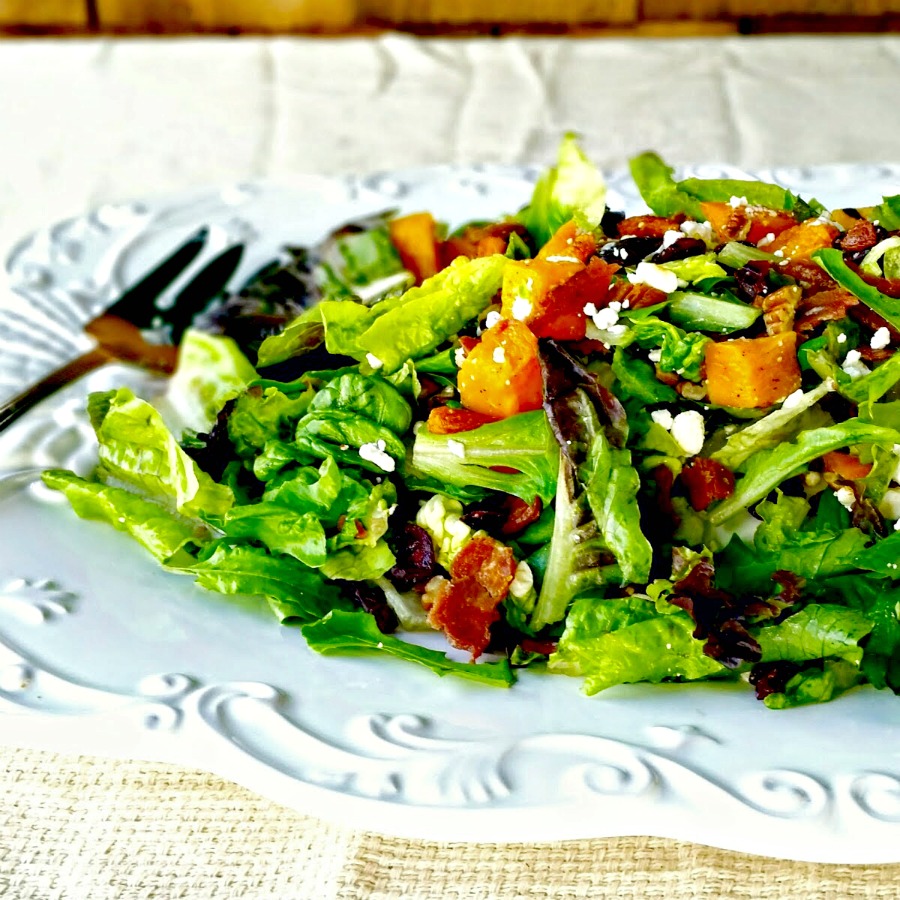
[427, 535, 518, 658]
[501, 496, 542, 536]
[617, 214, 685, 238]
[794, 288, 859, 333]
[680, 458, 736, 512]
[757, 284, 801, 336]
[836, 218, 880, 254]
[354, 520, 368, 540]
[859, 346, 894, 363]
[607, 279, 667, 310]
[850, 262, 900, 299]
[519, 638, 557, 656]
[336, 514, 347, 530]
[426, 406, 499, 435]
[458, 335, 480, 353]
[780, 258, 838, 294]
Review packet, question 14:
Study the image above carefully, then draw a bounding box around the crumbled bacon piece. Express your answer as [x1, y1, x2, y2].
[680, 458, 736, 512]
[780, 258, 838, 295]
[426, 535, 517, 658]
[794, 288, 859, 333]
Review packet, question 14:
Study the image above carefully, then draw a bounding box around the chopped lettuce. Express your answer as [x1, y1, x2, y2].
[410, 410, 560, 505]
[88, 387, 234, 521]
[518, 133, 607, 246]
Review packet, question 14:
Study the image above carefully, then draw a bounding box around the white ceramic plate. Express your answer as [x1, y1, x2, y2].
[3, 164, 900, 863]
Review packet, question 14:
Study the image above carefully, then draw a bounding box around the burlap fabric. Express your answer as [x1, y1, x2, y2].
[1, 748, 898, 899]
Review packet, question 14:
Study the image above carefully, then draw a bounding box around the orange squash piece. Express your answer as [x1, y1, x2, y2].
[822, 451, 873, 480]
[767, 221, 839, 260]
[536, 219, 597, 263]
[458, 319, 543, 419]
[388, 212, 439, 284]
[705, 332, 801, 409]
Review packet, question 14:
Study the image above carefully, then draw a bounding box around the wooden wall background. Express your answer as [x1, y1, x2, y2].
[0, 0, 898, 34]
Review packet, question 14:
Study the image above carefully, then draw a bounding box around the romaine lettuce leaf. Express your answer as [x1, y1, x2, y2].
[755, 604, 872, 667]
[708, 419, 900, 525]
[41, 468, 207, 563]
[549, 593, 726, 694]
[518, 133, 607, 246]
[166, 329, 257, 432]
[88, 387, 233, 520]
[410, 410, 560, 505]
[629, 152, 704, 220]
[223, 503, 327, 567]
[309, 372, 412, 434]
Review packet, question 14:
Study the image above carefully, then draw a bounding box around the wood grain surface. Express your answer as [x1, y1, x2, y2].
[1, 0, 897, 33]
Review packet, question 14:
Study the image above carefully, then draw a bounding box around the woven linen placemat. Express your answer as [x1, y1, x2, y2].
[2, 748, 900, 899]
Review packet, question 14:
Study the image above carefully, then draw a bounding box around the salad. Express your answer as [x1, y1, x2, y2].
[41, 136, 900, 708]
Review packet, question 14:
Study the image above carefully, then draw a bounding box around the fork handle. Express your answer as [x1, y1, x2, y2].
[0, 348, 110, 435]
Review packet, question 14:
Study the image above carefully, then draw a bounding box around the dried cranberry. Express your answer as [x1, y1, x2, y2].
[600, 208, 626, 238]
[387, 523, 439, 592]
[652, 236, 707, 264]
[345, 582, 399, 634]
[599, 236, 662, 267]
[733, 260, 773, 303]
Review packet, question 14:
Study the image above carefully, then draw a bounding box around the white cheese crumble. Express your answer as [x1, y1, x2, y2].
[365, 353, 383, 370]
[842, 348, 870, 379]
[583, 302, 599, 317]
[757, 232, 777, 247]
[591, 305, 621, 331]
[627, 261, 679, 294]
[835, 486, 856, 511]
[511, 297, 532, 321]
[837, 333, 847, 344]
[680, 220, 715, 246]
[728, 195, 749, 208]
[871, 326, 891, 350]
[879, 488, 900, 522]
[492, 346, 506, 364]
[671, 410, 706, 456]
[484, 310, 502, 330]
[660, 230, 683, 250]
[508, 561, 535, 601]
[647, 348, 662, 363]
[446, 438, 466, 459]
[454, 346, 467, 367]
[773, 249, 785, 258]
[650, 409, 674, 430]
[543, 254, 580, 263]
[358, 439, 395, 472]
[781, 388, 806, 410]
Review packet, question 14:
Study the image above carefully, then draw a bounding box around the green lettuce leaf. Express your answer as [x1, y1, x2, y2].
[302, 610, 515, 687]
[227, 385, 314, 461]
[88, 387, 233, 520]
[178, 541, 350, 624]
[813, 248, 900, 333]
[708, 419, 900, 525]
[764, 660, 862, 709]
[628, 316, 710, 382]
[410, 409, 559, 505]
[628, 152, 704, 220]
[309, 373, 412, 434]
[755, 604, 872, 667]
[518, 133, 607, 246]
[222, 503, 327, 567]
[549, 593, 726, 694]
[41, 468, 207, 563]
[165, 329, 257, 432]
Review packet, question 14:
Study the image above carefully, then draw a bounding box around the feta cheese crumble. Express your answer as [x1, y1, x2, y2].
[358, 439, 395, 472]
[757, 232, 777, 247]
[871, 326, 891, 350]
[837, 333, 847, 344]
[680, 220, 715, 246]
[728, 195, 749, 208]
[671, 410, 706, 456]
[835, 486, 856, 511]
[484, 310, 502, 330]
[627, 261, 679, 294]
[511, 297, 532, 321]
[454, 346, 467, 367]
[492, 346, 506, 364]
[660, 230, 683, 250]
[365, 353, 383, 370]
[650, 409, 674, 430]
[842, 348, 870, 379]
[647, 348, 662, 363]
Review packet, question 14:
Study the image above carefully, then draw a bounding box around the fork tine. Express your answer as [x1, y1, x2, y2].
[105, 226, 209, 328]
[167, 243, 245, 343]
